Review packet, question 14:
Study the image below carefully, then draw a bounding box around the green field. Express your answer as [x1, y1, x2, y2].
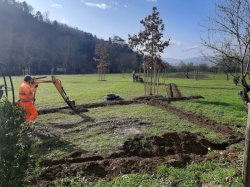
[11, 73, 247, 124]
[10, 73, 247, 186]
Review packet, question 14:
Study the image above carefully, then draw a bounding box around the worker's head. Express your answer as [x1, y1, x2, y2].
[24, 75, 32, 83]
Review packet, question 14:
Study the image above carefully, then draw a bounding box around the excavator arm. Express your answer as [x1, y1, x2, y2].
[31, 75, 75, 109]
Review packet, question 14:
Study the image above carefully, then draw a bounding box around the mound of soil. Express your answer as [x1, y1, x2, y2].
[33, 131, 230, 186]
[31, 95, 244, 186]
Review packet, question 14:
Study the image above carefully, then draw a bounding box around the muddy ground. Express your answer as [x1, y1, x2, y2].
[28, 94, 244, 186]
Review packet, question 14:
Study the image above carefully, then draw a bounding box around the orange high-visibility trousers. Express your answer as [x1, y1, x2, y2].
[19, 102, 38, 121]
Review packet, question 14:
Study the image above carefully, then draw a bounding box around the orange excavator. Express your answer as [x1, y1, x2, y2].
[31, 75, 75, 109]
[0, 63, 75, 110]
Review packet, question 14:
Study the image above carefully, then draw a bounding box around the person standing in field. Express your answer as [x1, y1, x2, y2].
[132, 70, 135, 82]
[18, 75, 38, 129]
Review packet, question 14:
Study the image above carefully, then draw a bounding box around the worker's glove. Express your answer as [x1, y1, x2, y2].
[34, 84, 38, 88]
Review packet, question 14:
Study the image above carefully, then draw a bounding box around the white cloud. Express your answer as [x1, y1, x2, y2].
[147, 0, 157, 2]
[51, 3, 62, 8]
[111, 1, 119, 5]
[169, 39, 182, 46]
[85, 2, 111, 9]
[187, 45, 199, 50]
[50, 0, 62, 8]
[61, 19, 68, 24]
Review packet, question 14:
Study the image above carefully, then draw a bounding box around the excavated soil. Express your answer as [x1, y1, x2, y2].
[29, 95, 244, 186]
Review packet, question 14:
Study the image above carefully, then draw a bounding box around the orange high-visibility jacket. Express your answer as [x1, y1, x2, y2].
[19, 81, 36, 102]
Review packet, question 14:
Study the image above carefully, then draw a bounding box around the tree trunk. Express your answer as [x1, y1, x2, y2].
[150, 68, 153, 95]
[143, 66, 146, 95]
[184, 71, 189, 79]
[243, 103, 250, 187]
[102, 67, 105, 81]
[146, 66, 150, 94]
[238, 88, 249, 111]
[153, 67, 156, 95]
[156, 68, 160, 95]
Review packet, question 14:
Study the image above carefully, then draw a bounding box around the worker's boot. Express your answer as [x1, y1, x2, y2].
[26, 120, 35, 131]
[21, 121, 33, 133]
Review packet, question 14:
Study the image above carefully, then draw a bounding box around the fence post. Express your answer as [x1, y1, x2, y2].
[243, 103, 250, 186]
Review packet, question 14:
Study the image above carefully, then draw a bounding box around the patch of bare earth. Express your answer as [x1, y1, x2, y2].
[29, 95, 244, 186]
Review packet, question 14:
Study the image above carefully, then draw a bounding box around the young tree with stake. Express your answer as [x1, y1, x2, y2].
[128, 6, 170, 95]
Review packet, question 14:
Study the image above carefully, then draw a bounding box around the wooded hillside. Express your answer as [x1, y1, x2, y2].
[0, 0, 141, 75]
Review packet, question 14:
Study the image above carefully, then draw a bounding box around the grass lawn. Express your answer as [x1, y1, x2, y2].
[9, 73, 247, 186]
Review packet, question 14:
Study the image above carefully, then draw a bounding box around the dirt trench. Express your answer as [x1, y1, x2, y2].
[133, 95, 243, 144]
[30, 95, 244, 186]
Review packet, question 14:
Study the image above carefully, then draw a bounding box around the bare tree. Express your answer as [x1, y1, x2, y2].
[216, 56, 240, 80]
[34, 11, 43, 21]
[57, 36, 76, 74]
[201, 0, 250, 108]
[43, 11, 50, 23]
[178, 62, 194, 79]
[128, 6, 170, 95]
[112, 35, 126, 46]
[94, 40, 109, 81]
[22, 1, 30, 14]
[198, 63, 209, 73]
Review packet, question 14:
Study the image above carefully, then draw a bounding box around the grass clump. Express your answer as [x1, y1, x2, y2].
[92, 161, 241, 187]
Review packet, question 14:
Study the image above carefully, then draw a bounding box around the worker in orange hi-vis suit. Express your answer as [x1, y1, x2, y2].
[19, 75, 38, 129]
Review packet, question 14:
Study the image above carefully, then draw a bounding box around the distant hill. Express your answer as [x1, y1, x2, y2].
[0, 1, 140, 75]
[162, 56, 213, 66]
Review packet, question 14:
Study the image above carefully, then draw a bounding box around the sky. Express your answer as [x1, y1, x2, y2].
[22, 0, 215, 60]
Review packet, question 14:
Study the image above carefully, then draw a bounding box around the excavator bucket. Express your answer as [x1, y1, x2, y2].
[66, 99, 75, 109]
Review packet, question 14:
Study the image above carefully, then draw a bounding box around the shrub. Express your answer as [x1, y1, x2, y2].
[0, 98, 32, 187]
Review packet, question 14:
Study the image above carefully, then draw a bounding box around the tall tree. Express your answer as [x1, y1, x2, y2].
[58, 36, 75, 74]
[22, 1, 30, 14]
[34, 11, 43, 21]
[201, 0, 250, 109]
[128, 6, 169, 95]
